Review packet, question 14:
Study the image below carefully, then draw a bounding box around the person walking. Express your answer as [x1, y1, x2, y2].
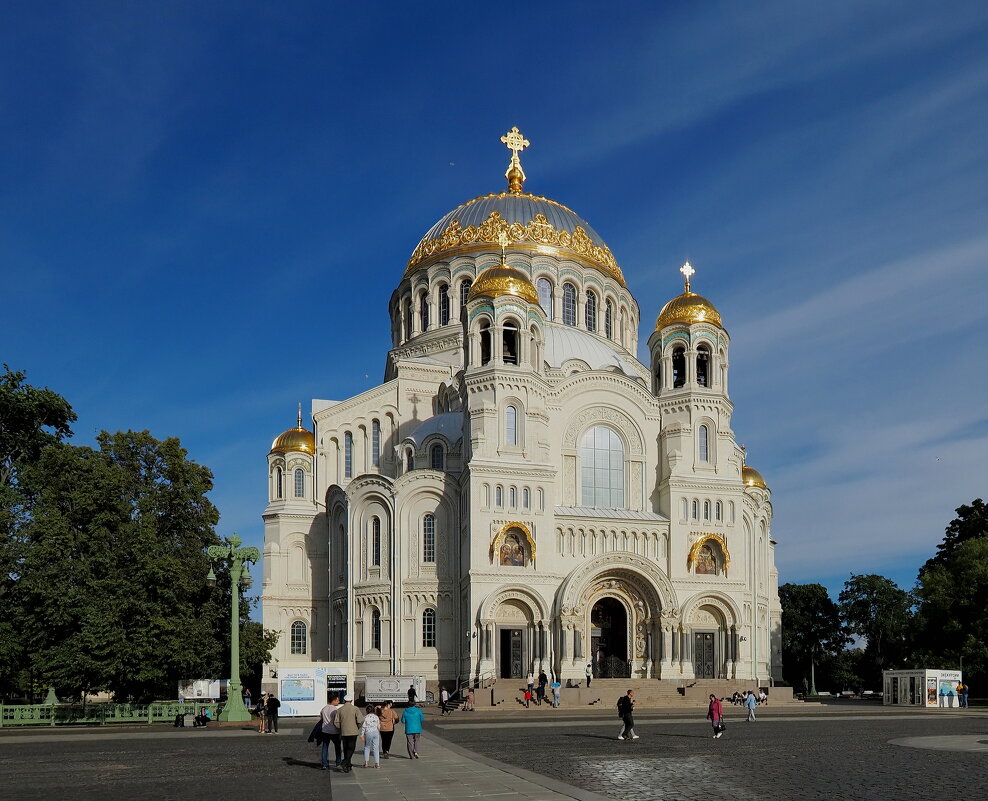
[551, 679, 561, 708]
[617, 689, 638, 740]
[401, 701, 424, 759]
[439, 685, 450, 716]
[378, 700, 399, 758]
[537, 671, 548, 706]
[527, 672, 535, 698]
[255, 693, 267, 733]
[334, 695, 365, 773]
[585, 664, 593, 688]
[265, 693, 281, 733]
[745, 690, 757, 722]
[465, 687, 476, 711]
[407, 683, 417, 706]
[361, 704, 381, 768]
[319, 692, 342, 770]
[708, 694, 724, 738]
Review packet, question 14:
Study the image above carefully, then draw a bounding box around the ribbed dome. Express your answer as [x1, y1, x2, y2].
[655, 291, 722, 329]
[742, 465, 768, 490]
[406, 192, 625, 287]
[271, 426, 315, 455]
[467, 263, 540, 305]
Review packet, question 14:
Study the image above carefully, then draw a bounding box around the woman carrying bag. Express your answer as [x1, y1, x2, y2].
[707, 694, 725, 739]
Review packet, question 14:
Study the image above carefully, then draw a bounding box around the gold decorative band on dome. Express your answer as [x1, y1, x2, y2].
[687, 533, 731, 573]
[406, 207, 625, 286]
[490, 521, 537, 562]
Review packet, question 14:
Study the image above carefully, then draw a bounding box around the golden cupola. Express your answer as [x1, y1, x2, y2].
[468, 263, 540, 305]
[655, 262, 723, 329]
[742, 464, 768, 490]
[270, 405, 315, 455]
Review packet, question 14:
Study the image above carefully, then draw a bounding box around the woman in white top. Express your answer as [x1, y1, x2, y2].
[361, 704, 382, 767]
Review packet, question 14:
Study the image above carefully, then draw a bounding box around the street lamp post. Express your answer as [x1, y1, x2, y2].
[206, 534, 260, 722]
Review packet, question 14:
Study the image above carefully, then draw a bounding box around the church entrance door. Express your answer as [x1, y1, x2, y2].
[590, 597, 629, 678]
[499, 629, 524, 679]
[694, 631, 715, 679]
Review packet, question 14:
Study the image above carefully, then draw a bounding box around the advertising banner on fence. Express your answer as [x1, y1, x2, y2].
[277, 663, 351, 717]
[178, 679, 227, 700]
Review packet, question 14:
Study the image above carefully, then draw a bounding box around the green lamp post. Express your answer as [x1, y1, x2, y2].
[206, 534, 260, 722]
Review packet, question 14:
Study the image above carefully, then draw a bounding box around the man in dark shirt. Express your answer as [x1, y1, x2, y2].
[617, 689, 638, 740]
[407, 684, 417, 705]
[265, 693, 281, 733]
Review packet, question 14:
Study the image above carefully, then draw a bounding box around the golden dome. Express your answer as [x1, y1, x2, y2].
[270, 405, 315, 455]
[742, 465, 768, 490]
[655, 291, 722, 329]
[467, 263, 540, 305]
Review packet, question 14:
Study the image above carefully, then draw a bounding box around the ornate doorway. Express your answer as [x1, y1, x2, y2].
[694, 631, 715, 679]
[499, 629, 524, 679]
[590, 597, 630, 678]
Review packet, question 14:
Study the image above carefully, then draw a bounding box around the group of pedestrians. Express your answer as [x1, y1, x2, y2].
[312, 692, 426, 772]
[254, 692, 281, 733]
[523, 670, 561, 708]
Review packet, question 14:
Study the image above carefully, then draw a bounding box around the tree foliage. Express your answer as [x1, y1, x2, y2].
[838, 574, 913, 687]
[779, 582, 847, 691]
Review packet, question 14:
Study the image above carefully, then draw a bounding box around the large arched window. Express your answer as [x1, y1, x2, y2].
[406, 448, 415, 471]
[562, 283, 577, 326]
[371, 609, 381, 651]
[698, 425, 709, 462]
[460, 279, 472, 309]
[430, 443, 444, 470]
[419, 291, 430, 331]
[537, 278, 553, 316]
[505, 405, 517, 446]
[371, 516, 381, 566]
[290, 620, 307, 655]
[438, 284, 450, 326]
[604, 299, 613, 339]
[422, 514, 436, 563]
[580, 426, 625, 508]
[422, 608, 437, 648]
[672, 346, 686, 388]
[479, 321, 492, 365]
[275, 467, 283, 499]
[372, 419, 381, 467]
[344, 432, 353, 478]
[294, 468, 305, 498]
[585, 290, 597, 331]
[697, 344, 710, 387]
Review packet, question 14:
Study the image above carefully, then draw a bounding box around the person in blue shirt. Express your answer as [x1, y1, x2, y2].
[400, 702, 425, 759]
[745, 690, 758, 722]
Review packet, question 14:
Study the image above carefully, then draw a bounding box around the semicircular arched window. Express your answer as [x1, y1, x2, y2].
[579, 425, 625, 508]
[537, 278, 553, 316]
[290, 620, 307, 655]
[562, 283, 577, 326]
[422, 608, 436, 648]
[294, 468, 305, 498]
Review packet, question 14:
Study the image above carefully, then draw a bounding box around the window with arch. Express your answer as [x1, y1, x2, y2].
[371, 516, 381, 566]
[406, 448, 415, 471]
[419, 291, 429, 331]
[580, 426, 625, 508]
[430, 443, 444, 470]
[438, 284, 450, 326]
[460, 279, 472, 309]
[715, 501, 723, 521]
[372, 419, 381, 467]
[697, 344, 710, 387]
[698, 425, 709, 462]
[562, 283, 577, 326]
[503, 321, 519, 365]
[523, 487, 530, 508]
[604, 299, 613, 339]
[495, 486, 503, 507]
[422, 514, 436, 563]
[505, 405, 517, 446]
[294, 468, 305, 498]
[537, 487, 544, 511]
[672, 346, 686, 388]
[729, 501, 736, 523]
[537, 277, 553, 316]
[275, 467, 283, 499]
[344, 432, 353, 478]
[681, 497, 688, 519]
[703, 500, 711, 521]
[422, 608, 436, 647]
[403, 296, 412, 339]
[692, 499, 699, 520]
[290, 620, 307, 655]
[483, 483, 490, 508]
[479, 321, 492, 365]
[509, 486, 517, 507]
[371, 609, 381, 651]
[585, 290, 597, 331]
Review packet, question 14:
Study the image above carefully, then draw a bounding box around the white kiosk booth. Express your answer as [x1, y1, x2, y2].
[883, 669, 962, 708]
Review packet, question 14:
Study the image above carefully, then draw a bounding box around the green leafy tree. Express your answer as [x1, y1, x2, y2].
[920, 499, 987, 574]
[838, 574, 913, 687]
[779, 583, 847, 694]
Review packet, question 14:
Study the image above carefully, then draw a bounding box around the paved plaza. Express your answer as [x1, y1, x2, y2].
[0, 707, 986, 801]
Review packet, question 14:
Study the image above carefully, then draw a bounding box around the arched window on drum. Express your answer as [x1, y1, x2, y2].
[537, 278, 553, 316]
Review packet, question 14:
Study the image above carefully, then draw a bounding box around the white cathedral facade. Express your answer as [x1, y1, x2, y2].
[261, 130, 783, 691]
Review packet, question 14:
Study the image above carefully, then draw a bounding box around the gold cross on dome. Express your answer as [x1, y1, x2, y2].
[497, 229, 511, 262]
[501, 126, 530, 158]
[680, 261, 695, 292]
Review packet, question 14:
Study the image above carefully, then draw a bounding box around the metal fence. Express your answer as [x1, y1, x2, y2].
[0, 701, 222, 727]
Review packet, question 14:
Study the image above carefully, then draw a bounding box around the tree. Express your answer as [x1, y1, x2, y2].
[838, 574, 913, 687]
[920, 499, 987, 574]
[779, 583, 847, 694]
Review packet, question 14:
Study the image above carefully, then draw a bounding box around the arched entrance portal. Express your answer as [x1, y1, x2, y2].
[590, 597, 630, 678]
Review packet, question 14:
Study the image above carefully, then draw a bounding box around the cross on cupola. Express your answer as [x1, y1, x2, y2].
[501, 126, 530, 194]
[680, 261, 695, 293]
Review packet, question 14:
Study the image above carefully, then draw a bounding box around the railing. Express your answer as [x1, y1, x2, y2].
[0, 701, 222, 728]
[454, 670, 497, 700]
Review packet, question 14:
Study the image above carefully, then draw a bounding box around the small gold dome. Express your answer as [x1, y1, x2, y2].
[271, 426, 315, 455]
[467, 263, 540, 305]
[742, 465, 768, 490]
[655, 291, 723, 330]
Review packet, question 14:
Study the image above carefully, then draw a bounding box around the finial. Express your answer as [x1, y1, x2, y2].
[297, 402, 303, 429]
[497, 229, 511, 263]
[680, 261, 695, 293]
[501, 126, 530, 194]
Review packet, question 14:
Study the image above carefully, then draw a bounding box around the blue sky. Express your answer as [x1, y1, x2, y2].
[2, 1, 986, 598]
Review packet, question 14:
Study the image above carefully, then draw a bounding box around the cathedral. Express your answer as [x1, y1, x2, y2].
[261, 129, 783, 693]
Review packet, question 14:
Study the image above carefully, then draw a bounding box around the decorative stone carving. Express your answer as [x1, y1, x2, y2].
[562, 406, 643, 454]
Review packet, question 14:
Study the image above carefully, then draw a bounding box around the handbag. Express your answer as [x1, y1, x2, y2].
[715, 720, 727, 733]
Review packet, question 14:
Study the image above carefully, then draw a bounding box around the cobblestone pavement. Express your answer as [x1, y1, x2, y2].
[433, 710, 988, 801]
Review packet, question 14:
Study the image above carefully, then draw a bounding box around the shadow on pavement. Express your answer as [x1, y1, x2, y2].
[282, 756, 323, 770]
